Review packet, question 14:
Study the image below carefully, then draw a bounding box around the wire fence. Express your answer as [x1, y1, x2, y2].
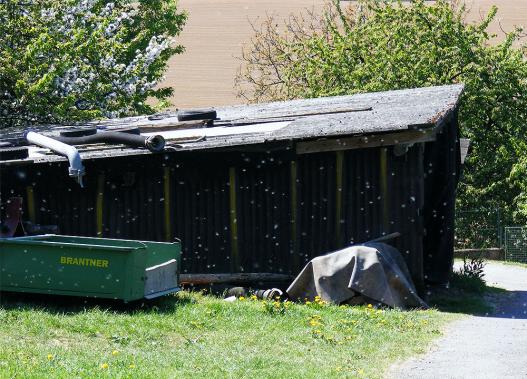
[455, 207, 503, 250]
[455, 208, 527, 263]
[504, 227, 527, 263]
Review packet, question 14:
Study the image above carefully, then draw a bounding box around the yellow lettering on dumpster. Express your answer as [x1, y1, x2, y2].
[59, 256, 110, 268]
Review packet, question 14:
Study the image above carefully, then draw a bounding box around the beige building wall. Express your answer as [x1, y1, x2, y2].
[166, 0, 526, 109]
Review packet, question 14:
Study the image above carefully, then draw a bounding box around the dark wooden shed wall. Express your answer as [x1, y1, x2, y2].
[1, 148, 453, 292]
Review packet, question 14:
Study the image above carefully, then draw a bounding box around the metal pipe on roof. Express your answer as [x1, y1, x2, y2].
[53, 131, 166, 153]
[25, 131, 85, 187]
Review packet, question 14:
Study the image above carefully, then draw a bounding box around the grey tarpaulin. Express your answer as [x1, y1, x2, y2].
[286, 243, 427, 309]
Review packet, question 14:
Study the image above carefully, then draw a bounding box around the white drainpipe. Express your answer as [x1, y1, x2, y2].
[25, 131, 86, 187]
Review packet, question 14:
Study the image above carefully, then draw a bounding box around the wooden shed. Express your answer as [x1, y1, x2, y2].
[0, 84, 464, 291]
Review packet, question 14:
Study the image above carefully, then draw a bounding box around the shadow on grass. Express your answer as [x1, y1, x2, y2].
[427, 271, 509, 316]
[0, 290, 193, 315]
[427, 287, 504, 315]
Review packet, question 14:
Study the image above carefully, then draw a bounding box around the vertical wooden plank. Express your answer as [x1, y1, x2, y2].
[335, 151, 344, 248]
[290, 160, 298, 271]
[96, 173, 105, 237]
[25, 186, 36, 223]
[379, 148, 389, 232]
[163, 167, 172, 242]
[414, 143, 426, 293]
[229, 167, 239, 272]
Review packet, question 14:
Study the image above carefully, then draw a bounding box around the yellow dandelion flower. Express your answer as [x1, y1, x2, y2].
[129, 364, 136, 369]
[250, 295, 257, 301]
[239, 296, 245, 300]
[305, 301, 312, 305]
[112, 350, 119, 356]
[314, 297, 326, 305]
[309, 319, 321, 327]
[47, 354, 53, 361]
[367, 304, 373, 309]
[101, 363, 109, 369]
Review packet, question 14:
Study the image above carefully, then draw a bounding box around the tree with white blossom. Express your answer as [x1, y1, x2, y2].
[0, 0, 186, 127]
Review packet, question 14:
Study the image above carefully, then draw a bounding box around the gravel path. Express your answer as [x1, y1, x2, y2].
[388, 261, 527, 379]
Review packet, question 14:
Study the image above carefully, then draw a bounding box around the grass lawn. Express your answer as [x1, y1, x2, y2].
[0, 291, 455, 379]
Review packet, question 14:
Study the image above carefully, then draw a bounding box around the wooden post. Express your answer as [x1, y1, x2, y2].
[229, 167, 239, 271]
[96, 173, 105, 237]
[379, 148, 389, 231]
[163, 167, 172, 242]
[25, 186, 36, 223]
[335, 151, 344, 248]
[290, 160, 299, 270]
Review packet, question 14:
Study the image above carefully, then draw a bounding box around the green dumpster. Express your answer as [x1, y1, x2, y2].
[0, 234, 181, 302]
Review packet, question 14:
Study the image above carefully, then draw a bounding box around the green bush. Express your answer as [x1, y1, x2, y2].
[0, 0, 186, 127]
[455, 254, 486, 293]
[237, 0, 527, 223]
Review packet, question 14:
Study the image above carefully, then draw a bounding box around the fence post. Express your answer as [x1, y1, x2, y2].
[497, 207, 502, 248]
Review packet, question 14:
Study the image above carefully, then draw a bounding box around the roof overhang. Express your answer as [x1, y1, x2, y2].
[0, 84, 464, 167]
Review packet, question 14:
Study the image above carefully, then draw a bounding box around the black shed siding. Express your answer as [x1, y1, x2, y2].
[0, 85, 465, 292]
[1, 141, 434, 289]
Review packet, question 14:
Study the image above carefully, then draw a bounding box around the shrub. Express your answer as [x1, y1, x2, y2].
[0, 0, 186, 127]
[237, 0, 527, 223]
[459, 254, 486, 279]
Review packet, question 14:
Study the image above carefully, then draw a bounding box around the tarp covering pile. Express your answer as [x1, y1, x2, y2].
[287, 243, 427, 309]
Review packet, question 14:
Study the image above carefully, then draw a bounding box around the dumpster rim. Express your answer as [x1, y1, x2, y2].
[0, 239, 147, 252]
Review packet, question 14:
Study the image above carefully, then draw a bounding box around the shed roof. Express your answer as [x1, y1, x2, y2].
[0, 84, 463, 165]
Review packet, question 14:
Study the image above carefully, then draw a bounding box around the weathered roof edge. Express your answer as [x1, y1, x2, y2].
[0, 84, 464, 166]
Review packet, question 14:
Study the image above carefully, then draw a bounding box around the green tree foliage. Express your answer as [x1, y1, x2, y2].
[0, 0, 186, 127]
[237, 0, 527, 222]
